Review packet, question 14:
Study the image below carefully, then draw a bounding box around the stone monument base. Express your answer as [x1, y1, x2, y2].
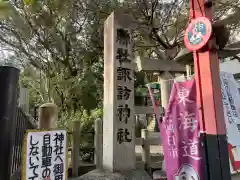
[70, 169, 153, 180]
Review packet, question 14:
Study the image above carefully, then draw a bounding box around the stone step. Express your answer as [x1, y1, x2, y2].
[152, 170, 167, 180]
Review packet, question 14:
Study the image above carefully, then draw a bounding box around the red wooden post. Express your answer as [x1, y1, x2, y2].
[185, 0, 231, 179]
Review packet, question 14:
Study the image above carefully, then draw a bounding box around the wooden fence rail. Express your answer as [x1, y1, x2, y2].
[70, 119, 163, 176]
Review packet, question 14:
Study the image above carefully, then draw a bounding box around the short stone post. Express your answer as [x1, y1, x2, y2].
[158, 71, 173, 171]
[103, 11, 135, 172]
[141, 129, 150, 171]
[71, 121, 80, 177]
[94, 118, 103, 170]
[38, 103, 58, 129]
[186, 64, 192, 79]
[159, 71, 173, 109]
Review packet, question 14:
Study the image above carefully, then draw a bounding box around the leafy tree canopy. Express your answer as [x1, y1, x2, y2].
[0, 0, 240, 122]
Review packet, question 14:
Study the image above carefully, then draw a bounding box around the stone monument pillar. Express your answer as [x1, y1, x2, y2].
[103, 11, 135, 172]
[77, 11, 152, 180]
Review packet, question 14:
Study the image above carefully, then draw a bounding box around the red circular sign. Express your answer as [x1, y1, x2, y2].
[184, 17, 212, 51]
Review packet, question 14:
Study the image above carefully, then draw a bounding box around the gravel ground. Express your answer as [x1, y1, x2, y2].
[70, 144, 240, 179]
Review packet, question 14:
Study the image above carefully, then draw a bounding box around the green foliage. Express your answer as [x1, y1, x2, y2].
[3, 0, 238, 117]
[19, 60, 103, 114]
[2, 0, 239, 161]
[58, 108, 102, 161]
[80, 109, 103, 161]
[0, 0, 11, 19]
[23, 0, 35, 5]
[134, 71, 145, 88]
[7, 0, 107, 116]
[64, 109, 103, 161]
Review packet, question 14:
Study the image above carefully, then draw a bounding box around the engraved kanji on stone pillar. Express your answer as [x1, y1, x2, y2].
[103, 11, 135, 172]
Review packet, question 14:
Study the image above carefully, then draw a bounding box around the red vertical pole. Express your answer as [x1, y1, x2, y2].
[190, 0, 231, 180]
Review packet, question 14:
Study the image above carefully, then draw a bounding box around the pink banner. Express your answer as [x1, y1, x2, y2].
[159, 79, 204, 180]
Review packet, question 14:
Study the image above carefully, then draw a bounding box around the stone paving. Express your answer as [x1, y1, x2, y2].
[70, 144, 240, 179]
[69, 169, 153, 180]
